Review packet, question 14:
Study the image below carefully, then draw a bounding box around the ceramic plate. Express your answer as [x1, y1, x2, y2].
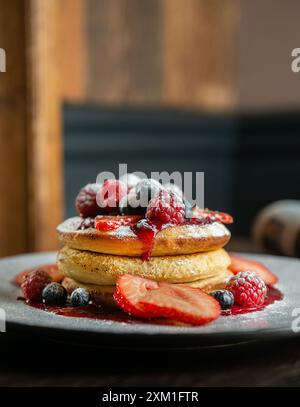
[0, 252, 299, 349]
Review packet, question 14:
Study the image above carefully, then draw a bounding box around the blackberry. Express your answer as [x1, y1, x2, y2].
[210, 290, 234, 310]
[42, 282, 67, 306]
[119, 179, 163, 216]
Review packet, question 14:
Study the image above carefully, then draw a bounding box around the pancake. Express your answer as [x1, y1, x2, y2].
[57, 246, 231, 285]
[57, 217, 231, 257]
[62, 268, 233, 308]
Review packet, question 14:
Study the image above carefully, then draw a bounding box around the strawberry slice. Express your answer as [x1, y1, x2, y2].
[229, 254, 278, 286]
[114, 274, 159, 318]
[139, 283, 221, 325]
[14, 264, 64, 286]
[114, 274, 221, 325]
[193, 208, 233, 224]
[95, 215, 142, 231]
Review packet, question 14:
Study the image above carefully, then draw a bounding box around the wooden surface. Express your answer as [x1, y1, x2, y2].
[26, 0, 64, 252]
[0, 1, 29, 255]
[0, 0, 240, 256]
[85, 0, 239, 108]
[163, 0, 239, 109]
[0, 333, 299, 386]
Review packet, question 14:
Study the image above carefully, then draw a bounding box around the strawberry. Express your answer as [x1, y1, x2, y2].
[139, 283, 221, 325]
[95, 215, 142, 231]
[114, 274, 159, 318]
[229, 254, 278, 286]
[193, 208, 233, 224]
[14, 264, 64, 286]
[114, 274, 221, 325]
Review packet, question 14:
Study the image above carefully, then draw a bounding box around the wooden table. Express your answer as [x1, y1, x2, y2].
[0, 333, 299, 386]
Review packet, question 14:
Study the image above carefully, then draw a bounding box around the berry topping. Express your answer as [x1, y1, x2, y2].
[163, 183, 193, 218]
[119, 173, 141, 190]
[95, 215, 142, 231]
[146, 190, 185, 225]
[21, 269, 52, 301]
[229, 254, 278, 286]
[210, 290, 234, 310]
[70, 288, 91, 307]
[97, 179, 127, 214]
[135, 178, 163, 205]
[119, 190, 146, 216]
[193, 208, 233, 224]
[77, 217, 95, 230]
[42, 282, 68, 305]
[75, 183, 100, 218]
[226, 271, 267, 307]
[163, 182, 184, 198]
[15, 264, 63, 286]
[114, 274, 221, 325]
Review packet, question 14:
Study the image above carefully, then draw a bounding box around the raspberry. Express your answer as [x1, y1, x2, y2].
[96, 179, 127, 214]
[21, 269, 52, 301]
[226, 271, 267, 307]
[75, 183, 100, 218]
[146, 190, 185, 225]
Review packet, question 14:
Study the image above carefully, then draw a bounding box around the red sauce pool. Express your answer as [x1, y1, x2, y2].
[22, 286, 283, 325]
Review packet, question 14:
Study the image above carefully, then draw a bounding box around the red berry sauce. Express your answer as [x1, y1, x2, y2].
[17, 264, 283, 326]
[222, 286, 283, 316]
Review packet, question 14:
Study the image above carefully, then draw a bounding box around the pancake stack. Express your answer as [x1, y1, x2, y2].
[57, 216, 233, 308]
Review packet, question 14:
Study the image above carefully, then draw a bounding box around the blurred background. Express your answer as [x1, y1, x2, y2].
[1, 0, 300, 257]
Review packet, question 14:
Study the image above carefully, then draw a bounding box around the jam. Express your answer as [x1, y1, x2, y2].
[24, 301, 182, 326]
[22, 286, 283, 325]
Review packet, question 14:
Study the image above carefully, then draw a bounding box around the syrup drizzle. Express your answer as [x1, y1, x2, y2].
[131, 217, 214, 260]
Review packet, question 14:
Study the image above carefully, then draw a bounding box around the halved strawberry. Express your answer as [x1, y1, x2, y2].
[14, 264, 64, 286]
[114, 274, 221, 325]
[95, 215, 142, 231]
[139, 283, 221, 325]
[114, 274, 159, 318]
[193, 208, 233, 224]
[229, 254, 278, 286]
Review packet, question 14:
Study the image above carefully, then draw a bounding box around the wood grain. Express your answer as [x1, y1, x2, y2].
[25, 0, 64, 252]
[86, 0, 163, 104]
[0, 0, 28, 255]
[163, 0, 239, 110]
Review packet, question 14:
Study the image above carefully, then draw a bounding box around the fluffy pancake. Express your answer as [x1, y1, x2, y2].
[62, 268, 233, 308]
[57, 217, 231, 257]
[57, 246, 231, 285]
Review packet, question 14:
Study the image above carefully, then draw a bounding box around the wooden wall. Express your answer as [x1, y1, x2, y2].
[84, 0, 239, 109]
[0, 0, 240, 256]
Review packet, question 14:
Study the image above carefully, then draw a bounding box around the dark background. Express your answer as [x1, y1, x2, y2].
[64, 105, 300, 237]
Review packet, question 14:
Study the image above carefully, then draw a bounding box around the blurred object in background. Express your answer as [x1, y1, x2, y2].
[253, 200, 300, 257]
